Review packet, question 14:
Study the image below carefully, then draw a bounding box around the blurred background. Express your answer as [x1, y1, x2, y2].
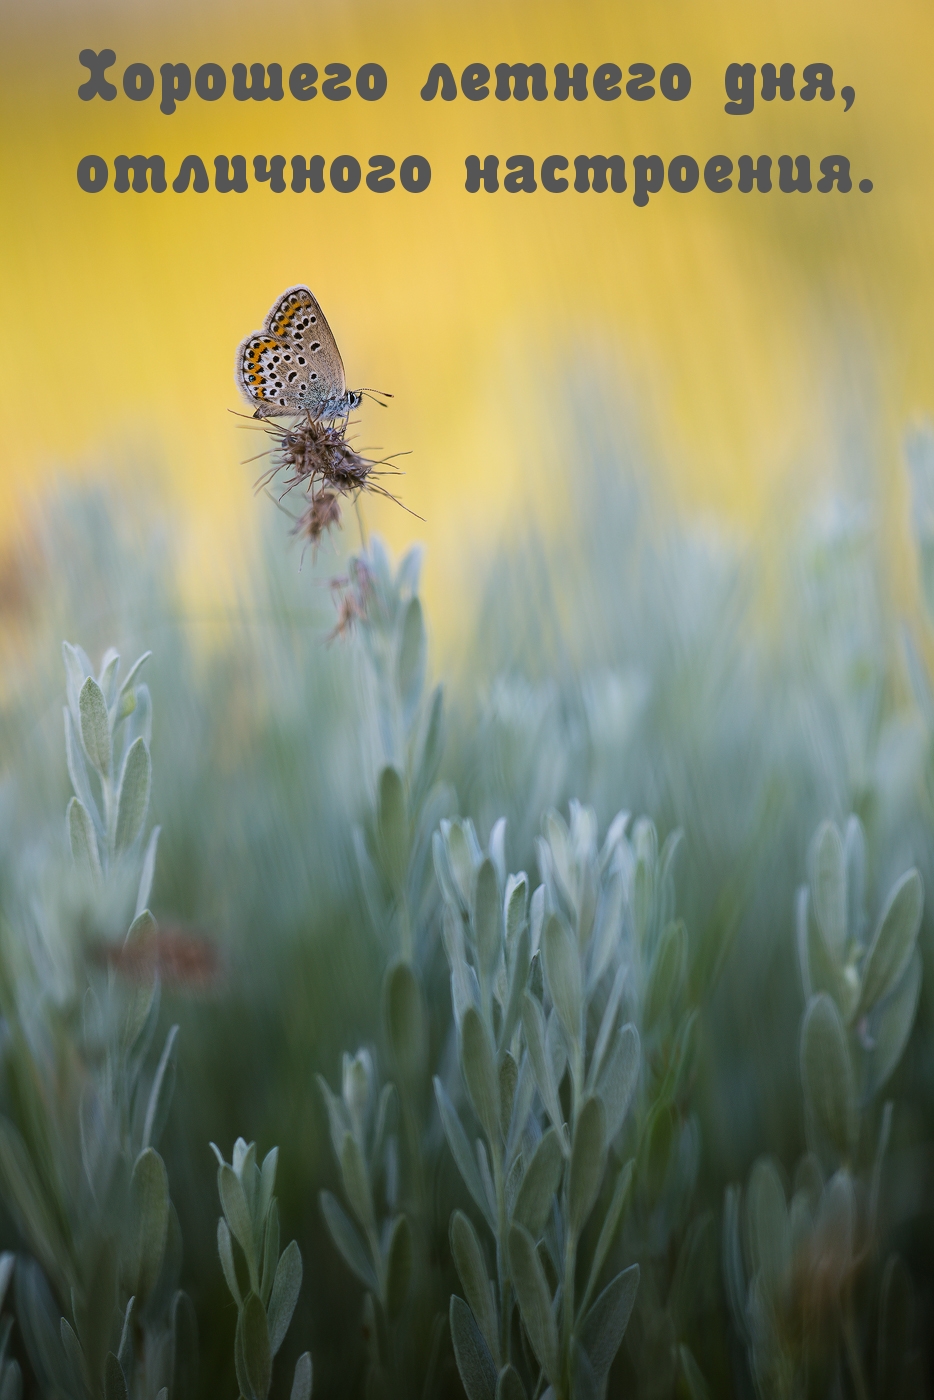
[1, 0, 932, 634]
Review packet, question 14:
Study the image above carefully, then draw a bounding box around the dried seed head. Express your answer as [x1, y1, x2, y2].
[247, 410, 420, 540]
[259, 415, 376, 497]
[327, 558, 373, 641]
[294, 491, 342, 547]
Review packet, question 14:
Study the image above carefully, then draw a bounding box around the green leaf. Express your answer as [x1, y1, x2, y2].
[579, 1265, 640, 1386]
[813, 1170, 856, 1285]
[588, 871, 624, 991]
[678, 1344, 710, 1400]
[568, 1098, 607, 1241]
[450, 1211, 498, 1364]
[340, 1131, 375, 1236]
[259, 1147, 278, 1229]
[62, 640, 92, 711]
[384, 961, 426, 1081]
[385, 1215, 413, 1321]
[800, 994, 857, 1164]
[643, 921, 687, 1029]
[495, 1365, 527, 1400]
[398, 596, 427, 725]
[505, 874, 528, 946]
[317, 1077, 351, 1165]
[261, 1199, 280, 1307]
[521, 994, 565, 1139]
[570, 1340, 599, 1400]
[0, 1361, 22, 1400]
[240, 1292, 272, 1400]
[79, 675, 111, 776]
[580, 1159, 634, 1316]
[859, 870, 923, 1014]
[434, 1079, 496, 1230]
[377, 766, 408, 890]
[219, 1164, 256, 1284]
[142, 1024, 179, 1151]
[67, 797, 101, 879]
[811, 821, 847, 957]
[597, 1024, 640, 1139]
[115, 737, 151, 851]
[135, 824, 160, 918]
[499, 926, 531, 1058]
[869, 951, 922, 1094]
[633, 855, 653, 946]
[98, 647, 121, 704]
[744, 1158, 790, 1294]
[508, 1224, 559, 1386]
[542, 914, 582, 1042]
[474, 859, 501, 982]
[104, 1352, 128, 1400]
[0, 1118, 69, 1289]
[218, 1218, 242, 1304]
[461, 1007, 502, 1146]
[59, 1319, 86, 1390]
[414, 684, 444, 800]
[118, 649, 152, 699]
[290, 1353, 313, 1400]
[513, 1128, 564, 1237]
[319, 1192, 378, 1292]
[128, 1147, 170, 1301]
[12, 1258, 72, 1396]
[449, 1296, 497, 1400]
[64, 707, 102, 836]
[268, 1240, 302, 1357]
[797, 887, 847, 1008]
[499, 1054, 518, 1139]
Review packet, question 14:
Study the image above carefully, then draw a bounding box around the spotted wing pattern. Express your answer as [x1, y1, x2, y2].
[236, 286, 348, 418]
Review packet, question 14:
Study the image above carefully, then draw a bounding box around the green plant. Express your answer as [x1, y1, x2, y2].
[212, 1138, 310, 1400]
[724, 815, 926, 1400]
[0, 414, 932, 1398]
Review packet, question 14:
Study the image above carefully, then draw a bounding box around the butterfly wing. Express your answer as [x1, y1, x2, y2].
[235, 285, 347, 418]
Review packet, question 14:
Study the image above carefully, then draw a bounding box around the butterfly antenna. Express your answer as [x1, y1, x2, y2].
[359, 389, 393, 408]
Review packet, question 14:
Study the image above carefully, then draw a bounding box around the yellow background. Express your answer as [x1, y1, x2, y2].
[1, 0, 931, 632]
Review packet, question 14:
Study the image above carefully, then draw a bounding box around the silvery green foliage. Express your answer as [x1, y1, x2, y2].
[0, 642, 194, 1399]
[796, 816, 923, 1155]
[724, 815, 926, 1400]
[316, 543, 449, 1397]
[531, 806, 711, 1398]
[433, 815, 641, 1400]
[318, 1051, 414, 1395]
[350, 542, 451, 966]
[62, 641, 157, 891]
[212, 1139, 310, 1400]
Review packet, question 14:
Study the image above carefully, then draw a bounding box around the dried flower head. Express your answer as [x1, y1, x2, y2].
[327, 556, 373, 640]
[294, 491, 343, 549]
[243, 410, 420, 539]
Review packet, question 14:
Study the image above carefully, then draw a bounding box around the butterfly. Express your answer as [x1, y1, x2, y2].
[236, 285, 363, 420]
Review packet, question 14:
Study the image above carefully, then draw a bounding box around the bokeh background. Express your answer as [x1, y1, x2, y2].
[2, 0, 932, 634]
